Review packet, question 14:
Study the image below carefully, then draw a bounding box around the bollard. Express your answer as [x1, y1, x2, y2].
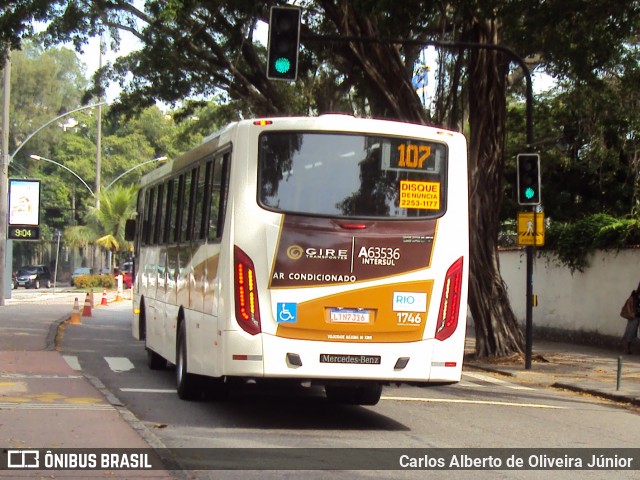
[617, 356, 623, 391]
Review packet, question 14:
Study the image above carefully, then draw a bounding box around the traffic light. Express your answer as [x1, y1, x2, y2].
[267, 6, 301, 81]
[517, 153, 541, 205]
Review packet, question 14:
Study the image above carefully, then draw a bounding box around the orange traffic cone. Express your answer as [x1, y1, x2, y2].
[82, 292, 92, 317]
[69, 297, 82, 325]
[101, 289, 108, 306]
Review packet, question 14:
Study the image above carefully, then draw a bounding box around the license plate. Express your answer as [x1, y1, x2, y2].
[330, 309, 370, 324]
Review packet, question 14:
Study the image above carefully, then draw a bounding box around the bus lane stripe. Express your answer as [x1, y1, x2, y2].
[381, 396, 566, 409]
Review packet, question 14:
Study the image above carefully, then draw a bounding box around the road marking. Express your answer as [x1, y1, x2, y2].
[63, 355, 81, 371]
[0, 402, 114, 410]
[381, 396, 566, 409]
[120, 388, 176, 393]
[457, 380, 486, 388]
[1, 373, 83, 379]
[104, 356, 135, 372]
[463, 371, 535, 390]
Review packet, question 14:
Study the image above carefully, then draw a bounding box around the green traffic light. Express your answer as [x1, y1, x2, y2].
[274, 57, 291, 74]
[525, 187, 535, 200]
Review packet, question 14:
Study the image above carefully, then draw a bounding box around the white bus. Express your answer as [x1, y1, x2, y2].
[127, 114, 469, 405]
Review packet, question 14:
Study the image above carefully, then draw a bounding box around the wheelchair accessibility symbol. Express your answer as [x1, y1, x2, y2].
[277, 303, 298, 323]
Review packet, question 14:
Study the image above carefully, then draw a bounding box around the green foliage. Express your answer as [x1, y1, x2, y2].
[545, 214, 640, 272]
[73, 274, 115, 289]
[3, 0, 639, 357]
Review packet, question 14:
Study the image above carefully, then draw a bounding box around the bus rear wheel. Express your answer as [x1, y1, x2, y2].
[176, 322, 201, 400]
[325, 383, 382, 406]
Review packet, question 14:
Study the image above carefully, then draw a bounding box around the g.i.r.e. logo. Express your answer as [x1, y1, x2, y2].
[286, 245, 304, 260]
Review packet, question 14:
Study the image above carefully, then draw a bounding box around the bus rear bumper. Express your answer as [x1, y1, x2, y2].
[224, 332, 464, 383]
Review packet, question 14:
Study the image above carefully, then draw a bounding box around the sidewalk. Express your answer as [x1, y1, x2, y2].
[465, 327, 640, 408]
[0, 289, 176, 478]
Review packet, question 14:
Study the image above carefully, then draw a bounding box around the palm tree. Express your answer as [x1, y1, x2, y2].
[64, 185, 138, 270]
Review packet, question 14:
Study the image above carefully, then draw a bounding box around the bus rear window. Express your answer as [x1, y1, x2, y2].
[258, 132, 447, 218]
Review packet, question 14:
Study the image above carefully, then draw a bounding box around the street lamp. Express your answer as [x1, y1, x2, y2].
[104, 156, 168, 191]
[53, 229, 61, 294]
[29, 155, 95, 196]
[0, 100, 106, 305]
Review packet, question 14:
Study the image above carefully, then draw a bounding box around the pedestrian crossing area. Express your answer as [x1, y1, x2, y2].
[62, 355, 535, 392]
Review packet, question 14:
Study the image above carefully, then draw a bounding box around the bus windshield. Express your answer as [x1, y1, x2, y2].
[258, 132, 447, 218]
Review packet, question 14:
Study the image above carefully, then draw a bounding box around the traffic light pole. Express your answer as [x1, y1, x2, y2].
[525, 218, 535, 369]
[302, 33, 536, 367]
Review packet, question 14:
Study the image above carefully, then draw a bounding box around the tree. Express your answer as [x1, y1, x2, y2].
[64, 185, 137, 268]
[2, 1, 640, 357]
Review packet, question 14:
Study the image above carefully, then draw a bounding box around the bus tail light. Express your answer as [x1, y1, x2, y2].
[435, 256, 464, 341]
[234, 246, 261, 335]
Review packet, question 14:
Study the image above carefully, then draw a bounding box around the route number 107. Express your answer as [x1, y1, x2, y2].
[397, 144, 431, 169]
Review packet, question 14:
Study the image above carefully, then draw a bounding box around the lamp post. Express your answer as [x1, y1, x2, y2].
[104, 156, 168, 191]
[0, 51, 10, 306]
[0, 101, 106, 304]
[53, 229, 61, 294]
[29, 155, 95, 196]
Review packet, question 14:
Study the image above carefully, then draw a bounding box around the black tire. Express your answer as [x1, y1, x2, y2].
[176, 321, 201, 400]
[325, 383, 382, 406]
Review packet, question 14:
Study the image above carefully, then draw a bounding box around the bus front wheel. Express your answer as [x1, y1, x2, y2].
[176, 322, 201, 400]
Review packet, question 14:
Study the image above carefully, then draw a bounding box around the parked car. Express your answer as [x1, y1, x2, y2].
[16, 265, 51, 289]
[70, 267, 93, 286]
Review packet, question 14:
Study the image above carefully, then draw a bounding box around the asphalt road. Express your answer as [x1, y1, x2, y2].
[57, 301, 640, 480]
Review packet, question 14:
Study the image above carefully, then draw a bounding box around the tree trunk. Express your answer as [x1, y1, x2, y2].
[465, 19, 524, 357]
[319, 5, 524, 358]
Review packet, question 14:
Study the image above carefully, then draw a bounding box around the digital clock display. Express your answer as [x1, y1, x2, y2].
[8, 226, 40, 240]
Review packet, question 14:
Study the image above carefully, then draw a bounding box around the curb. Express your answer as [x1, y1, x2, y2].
[466, 362, 640, 409]
[45, 314, 69, 351]
[552, 382, 640, 408]
[50, 309, 186, 479]
[83, 373, 186, 477]
[464, 363, 516, 377]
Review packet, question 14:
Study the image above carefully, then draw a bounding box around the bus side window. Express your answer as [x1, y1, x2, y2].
[208, 153, 230, 242]
[193, 160, 208, 240]
[163, 179, 174, 244]
[198, 159, 214, 240]
[141, 189, 150, 246]
[146, 187, 157, 245]
[174, 174, 185, 243]
[180, 168, 198, 243]
[153, 183, 165, 244]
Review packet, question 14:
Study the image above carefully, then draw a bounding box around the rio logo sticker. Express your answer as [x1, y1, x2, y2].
[277, 303, 298, 323]
[393, 292, 427, 312]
